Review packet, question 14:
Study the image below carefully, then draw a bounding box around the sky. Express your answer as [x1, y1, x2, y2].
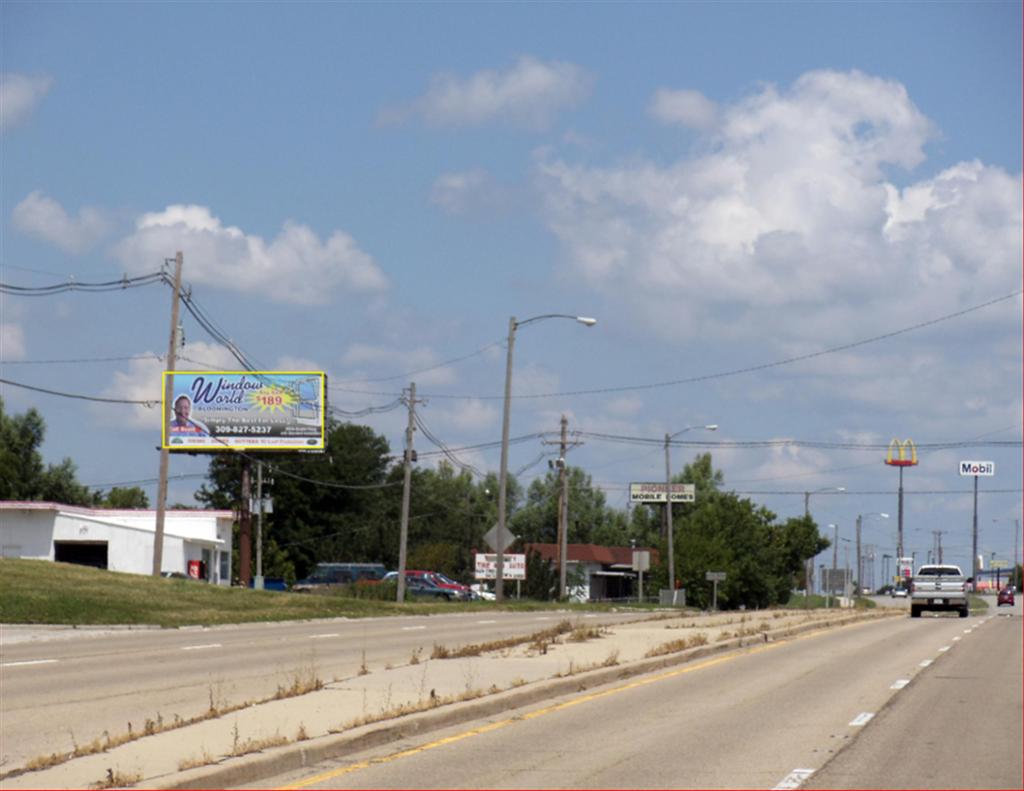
[2, 1, 1021, 585]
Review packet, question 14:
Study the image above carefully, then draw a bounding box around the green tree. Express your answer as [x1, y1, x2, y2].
[0, 398, 96, 505]
[511, 466, 628, 547]
[99, 486, 150, 509]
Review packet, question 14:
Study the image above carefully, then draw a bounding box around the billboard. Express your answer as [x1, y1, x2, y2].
[629, 482, 696, 503]
[162, 371, 326, 451]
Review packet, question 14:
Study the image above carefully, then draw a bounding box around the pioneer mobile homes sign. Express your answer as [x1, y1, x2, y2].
[629, 482, 696, 503]
[162, 371, 326, 451]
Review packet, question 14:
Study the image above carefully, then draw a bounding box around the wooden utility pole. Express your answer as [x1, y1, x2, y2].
[397, 383, 418, 602]
[152, 252, 183, 576]
[556, 415, 570, 599]
[239, 456, 252, 587]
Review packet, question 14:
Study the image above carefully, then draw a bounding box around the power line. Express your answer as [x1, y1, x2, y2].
[331, 340, 505, 385]
[0, 376, 157, 406]
[0, 354, 163, 366]
[0, 272, 166, 296]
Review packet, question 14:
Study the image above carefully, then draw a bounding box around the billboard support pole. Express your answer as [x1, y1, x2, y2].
[152, 251, 183, 576]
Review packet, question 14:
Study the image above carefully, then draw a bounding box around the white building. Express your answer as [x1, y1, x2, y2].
[0, 501, 234, 585]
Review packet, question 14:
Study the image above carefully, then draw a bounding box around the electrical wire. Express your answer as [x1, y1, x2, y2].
[0, 376, 157, 406]
[0, 272, 166, 296]
[331, 339, 505, 385]
[0, 354, 163, 366]
[412, 411, 485, 479]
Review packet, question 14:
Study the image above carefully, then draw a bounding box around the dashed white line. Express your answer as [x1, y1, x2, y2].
[919, 659, 933, 667]
[181, 643, 222, 651]
[2, 659, 59, 668]
[952, 636, 962, 642]
[311, 633, 340, 639]
[890, 679, 911, 689]
[774, 768, 814, 789]
[476, 620, 497, 624]
[401, 626, 426, 631]
[849, 712, 875, 727]
[938, 645, 950, 652]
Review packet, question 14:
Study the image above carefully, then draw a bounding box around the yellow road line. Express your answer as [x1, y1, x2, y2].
[279, 640, 789, 790]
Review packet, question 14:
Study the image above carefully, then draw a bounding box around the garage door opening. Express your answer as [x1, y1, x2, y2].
[54, 541, 109, 570]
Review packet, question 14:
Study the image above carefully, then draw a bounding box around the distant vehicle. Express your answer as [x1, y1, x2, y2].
[470, 583, 496, 601]
[891, 587, 908, 598]
[405, 570, 470, 600]
[909, 564, 969, 618]
[997, 587, 1015, 607]
[404, 575, 458, 600]
[293, 563, 387, 592]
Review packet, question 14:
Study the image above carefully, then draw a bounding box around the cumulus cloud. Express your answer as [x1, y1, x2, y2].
[0, 323, 26, 360]
[13, 191, 111, 253]
[113, 205, 388, 304]
[537, 69, 1022, 349]
[1, 73, 54, 132]
[383, 56, 592, 130]
[649, 88, 718, 130]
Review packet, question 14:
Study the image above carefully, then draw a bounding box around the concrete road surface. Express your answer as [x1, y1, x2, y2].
[249, 612, 1020, 790]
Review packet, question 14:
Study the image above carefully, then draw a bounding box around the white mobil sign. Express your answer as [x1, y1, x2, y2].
[630, 482, 696, 503]
[959, 460, 995, 476]
[474, 553, 526, 580]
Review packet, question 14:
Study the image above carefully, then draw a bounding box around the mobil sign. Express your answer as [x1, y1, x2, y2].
[959, 460, 995, 477]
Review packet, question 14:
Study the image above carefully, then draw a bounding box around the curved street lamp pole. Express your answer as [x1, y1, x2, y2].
[856, 512, 889, 596]
[803, 486, 845, 599]
[664, 424, 718, 594]
[496, 314, 596, 604]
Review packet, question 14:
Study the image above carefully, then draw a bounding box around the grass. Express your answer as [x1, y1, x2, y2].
[0, 559, 616, 627]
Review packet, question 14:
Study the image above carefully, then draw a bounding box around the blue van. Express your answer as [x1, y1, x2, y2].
[293, 562, 387, 592]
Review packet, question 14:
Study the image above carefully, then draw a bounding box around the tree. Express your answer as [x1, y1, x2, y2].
[99, 486, 150, 509]
[0, 398, 96, 506]
[511, 466, 628, 547]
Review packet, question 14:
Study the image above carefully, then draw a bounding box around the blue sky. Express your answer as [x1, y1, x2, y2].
[2, 1, 1021, 582]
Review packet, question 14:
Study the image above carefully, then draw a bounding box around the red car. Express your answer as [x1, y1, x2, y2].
[997, 587, 1015, 606]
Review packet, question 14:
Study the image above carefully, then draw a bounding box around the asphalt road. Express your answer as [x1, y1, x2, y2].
[0, 610, 650, 773]
[248, 609, 1022, 790]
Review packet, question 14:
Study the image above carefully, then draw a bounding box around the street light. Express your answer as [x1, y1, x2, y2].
[664, 424, 718, 594]
[856, 512, 888, 596]
[496, 314, 597, 603]
[803, 486, 845, 602]
[827, 523, 838, 608]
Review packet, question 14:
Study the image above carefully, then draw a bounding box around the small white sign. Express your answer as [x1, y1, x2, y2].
[959, 460, 995, 476]
[629, 482, 696, 503]
[474, 553, 526, 580]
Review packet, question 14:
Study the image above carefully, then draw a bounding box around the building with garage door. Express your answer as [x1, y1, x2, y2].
[0, 501, 234, 585]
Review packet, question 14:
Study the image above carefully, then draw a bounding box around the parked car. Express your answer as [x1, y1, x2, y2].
[405, 570, 470, 600]
[891, 587, 909, 598]
[293, 562, 387, 592]
[997, 587, 1015, 606]
[405, 575, 458, 601]
[469, 583, 496, 601]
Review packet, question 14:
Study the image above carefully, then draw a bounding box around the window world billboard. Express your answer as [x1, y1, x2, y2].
[162, 372, 326, 451]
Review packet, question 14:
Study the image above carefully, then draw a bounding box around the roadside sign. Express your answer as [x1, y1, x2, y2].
[630, 482, 696, 503]
[632, 550, 650, 572]
[705, 571, 726, 581]
[481, 523, 518, 552]
[959, 460, 995, 476]
[474, 553, 526, 580]
[991, 559, 1009, 569]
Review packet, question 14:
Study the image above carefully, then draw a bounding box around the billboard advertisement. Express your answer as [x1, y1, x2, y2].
[474, 553, 527, 580]
[162, 371, 326, 451]
[629, 482, 696, 503]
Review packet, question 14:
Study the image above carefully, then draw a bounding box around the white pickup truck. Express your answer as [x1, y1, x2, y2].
[910, 564, 970, 618]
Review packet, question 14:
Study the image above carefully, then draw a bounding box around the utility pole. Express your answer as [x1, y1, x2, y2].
[239, 457, 252, 587]
[152, 252, 183, 576]
[558, 415, 569, 600]
[856, 515, 862, 595]
[254, 461, 264, 589]
[971, 472, 979, 590]
[397, 383, 419, 603]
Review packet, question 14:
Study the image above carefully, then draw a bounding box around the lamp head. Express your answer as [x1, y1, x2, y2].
[576, 316, 598, 326]
[705, 424, 719, 431]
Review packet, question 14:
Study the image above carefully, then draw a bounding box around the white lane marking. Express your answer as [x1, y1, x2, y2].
[774, 768, 814, 789]
[401, 626, 426, 631]
[919, 659, 933, 667]
[181, 643, 222, 651]
[963, 629, 972, 634]
[952, 636, 962, 642]
[2, 659, 59, 668]
[534, 617, 552, 621]
[849, 712, 874, 727]
[938, 646, 950, 652]
[311, 633, 340, 639]
[476, 620, 497, 624]
[583, 614, 597, 618]
[891, 679, 910, 689]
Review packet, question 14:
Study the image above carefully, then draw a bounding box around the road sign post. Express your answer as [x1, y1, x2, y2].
[706, 571, 726, 610]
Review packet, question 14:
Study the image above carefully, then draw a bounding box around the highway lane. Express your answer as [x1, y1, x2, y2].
[252, 611, 1016, 789]
[0, 610, 650, 773]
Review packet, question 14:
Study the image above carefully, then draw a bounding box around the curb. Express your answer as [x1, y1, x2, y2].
[157, 611, 884, 790]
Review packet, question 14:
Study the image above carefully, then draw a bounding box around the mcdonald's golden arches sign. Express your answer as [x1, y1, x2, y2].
[885, 438, 918, 467]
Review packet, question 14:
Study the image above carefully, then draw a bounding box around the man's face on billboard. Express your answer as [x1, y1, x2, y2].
[174, 398, 190, 422]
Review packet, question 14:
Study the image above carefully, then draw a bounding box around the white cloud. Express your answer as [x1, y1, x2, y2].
[0, 323, 26, 360]
[1, 73, 54, 132]
[385, 56, 592, 130]
[113, 205, 388, 304]
[13, 191, 111, 253]
[340, 343, 458, 387]
[649, 88, 718, 130]
[430, 170, 495, 215]
[537, 69, 1021, 349]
